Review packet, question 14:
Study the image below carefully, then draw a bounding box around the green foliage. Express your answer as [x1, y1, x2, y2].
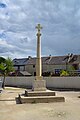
[0, 57, 14, 88]
[0, 57, 6, 64]
[67, 65, 76, 76]
[68, 65, 75, 71]
[0, 57, 14, 75]
[0, 63, 6, 71]
[60, 70, 69, 77]
[5, 57, 14, 75]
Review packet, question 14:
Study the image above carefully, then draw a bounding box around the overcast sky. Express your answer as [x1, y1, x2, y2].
[0, 0, 80, 59]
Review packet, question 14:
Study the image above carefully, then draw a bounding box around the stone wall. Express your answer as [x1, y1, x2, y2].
[25, 64, 67, 75]
[45, 77, 80, 89]
[14, 64, 73, 76]
[1, 76, 80, 89]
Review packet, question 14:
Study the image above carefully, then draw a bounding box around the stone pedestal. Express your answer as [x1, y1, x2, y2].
[32, 80, 46, 91]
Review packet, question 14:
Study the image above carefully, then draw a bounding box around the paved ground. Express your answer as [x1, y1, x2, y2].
[0, 87, 80, 120]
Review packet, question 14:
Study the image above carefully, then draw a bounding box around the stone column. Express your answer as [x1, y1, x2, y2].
[32, 24, 46, 91]
[36, 24, 42, 80]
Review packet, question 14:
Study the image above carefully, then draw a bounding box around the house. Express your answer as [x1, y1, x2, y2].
[13, 58, 28, 71]
[13, 54, 80, 76]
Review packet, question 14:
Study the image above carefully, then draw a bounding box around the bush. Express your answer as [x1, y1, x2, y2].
[60, 70, 69, 77]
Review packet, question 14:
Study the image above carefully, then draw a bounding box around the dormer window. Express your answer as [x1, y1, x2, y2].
[15, 60, 19, 63]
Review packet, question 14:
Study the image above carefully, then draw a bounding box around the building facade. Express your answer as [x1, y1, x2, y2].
[13, 54, 80, 76]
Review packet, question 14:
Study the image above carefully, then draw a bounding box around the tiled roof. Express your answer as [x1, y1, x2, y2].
[13, 58, 28, 66]
[43, 56, 66, 65]
[13, 55, 80, 66]
[26, 57, 36, 65]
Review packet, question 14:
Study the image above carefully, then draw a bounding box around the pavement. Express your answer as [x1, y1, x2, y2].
[0, 87, 80, 120]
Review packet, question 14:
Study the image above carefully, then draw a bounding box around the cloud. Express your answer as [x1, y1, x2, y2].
[0, 2, 7, 8]
[0, 0, 80, 58]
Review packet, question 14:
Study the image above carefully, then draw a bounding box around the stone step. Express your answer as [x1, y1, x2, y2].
[18, 95, 65, 104]
[25, 90, 56, 96]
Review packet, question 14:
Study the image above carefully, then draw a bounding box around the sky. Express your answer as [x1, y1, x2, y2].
[0, 0, 80, 59]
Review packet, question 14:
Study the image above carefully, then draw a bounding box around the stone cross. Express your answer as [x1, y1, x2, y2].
[32, 24, 46, 91]
[36, 24, 43, 80]
[36, 24, 43, 33]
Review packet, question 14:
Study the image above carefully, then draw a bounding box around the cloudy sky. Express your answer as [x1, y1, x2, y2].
[0, 0, 80, 58]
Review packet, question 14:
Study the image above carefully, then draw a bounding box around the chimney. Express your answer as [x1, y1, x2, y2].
[68, 53, 74, 62]
[28, 56, 32, 60]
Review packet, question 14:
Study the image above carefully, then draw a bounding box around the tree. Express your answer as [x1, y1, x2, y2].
[0, 57, 14, 89]
[0, 57, 6, 64]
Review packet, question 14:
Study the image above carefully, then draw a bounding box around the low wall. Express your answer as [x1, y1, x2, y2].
[45, 77, 80, 89]
[0, 77, 80, 89]
[5, 77, 35, 88]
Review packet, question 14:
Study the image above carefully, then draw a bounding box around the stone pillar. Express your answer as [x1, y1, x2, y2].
[36, 25, 42, 80]
[32, 24, 46, 91]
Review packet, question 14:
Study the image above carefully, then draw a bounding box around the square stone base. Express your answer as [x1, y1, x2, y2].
[32, 80, 46, 91]
[18, 96, 65, 104]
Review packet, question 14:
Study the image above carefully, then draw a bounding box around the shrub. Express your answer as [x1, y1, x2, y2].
[60, 70, 69, 77]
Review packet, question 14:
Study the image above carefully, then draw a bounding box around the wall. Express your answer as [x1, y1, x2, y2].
[2, 76, 80, 89]
[25, 64, 67, 75]
[25, 65, 36, 76]
[43, 64, 65, 72]
[45, 77, 80, 89]
[14, 64, 74, 76]
[5, 77, 35, 88]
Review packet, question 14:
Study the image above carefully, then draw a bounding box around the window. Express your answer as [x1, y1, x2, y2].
[33, 65, 35, 68]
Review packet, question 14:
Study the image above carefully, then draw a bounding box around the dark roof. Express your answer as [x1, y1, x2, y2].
[13, 55, 80, 66]
[26, 57, 36, 65]
[43, 55, 80, 65]
[43, 56, 66, 65]
[13, 58, 28, 66]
